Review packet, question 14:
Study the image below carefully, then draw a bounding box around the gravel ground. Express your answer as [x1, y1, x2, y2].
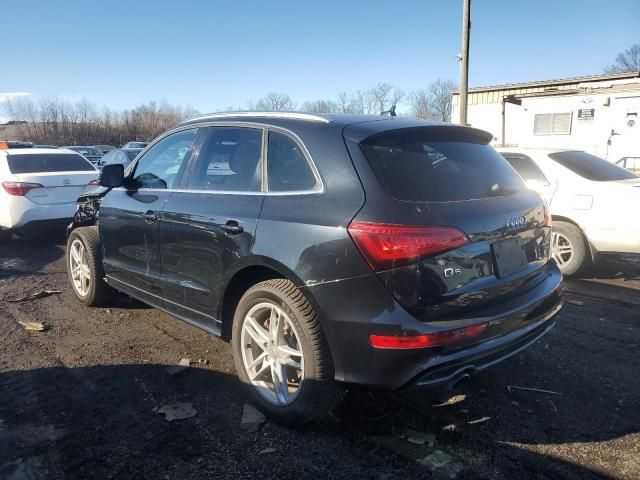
[0, 234, 638, 480]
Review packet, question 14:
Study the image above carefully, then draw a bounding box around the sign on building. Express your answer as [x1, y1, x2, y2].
[577, 108, 595, 120]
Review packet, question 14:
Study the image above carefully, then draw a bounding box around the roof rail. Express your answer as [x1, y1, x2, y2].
[177, 111, 331, 126]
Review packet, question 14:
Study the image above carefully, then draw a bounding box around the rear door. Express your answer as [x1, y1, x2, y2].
[6, 152, 97, 204]
[100, 128, 198, 303]
[501, 152, 556, 205]
[158, 126, 265, 331]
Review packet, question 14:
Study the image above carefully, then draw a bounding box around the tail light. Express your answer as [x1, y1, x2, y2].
[369, 323, 488, 349]
[348, 221, 469, 271]
[88, 179, 100, 185]
[2, 181, 44, 196]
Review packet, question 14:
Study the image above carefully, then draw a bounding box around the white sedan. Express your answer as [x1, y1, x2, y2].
[0, 147, 98, 238]
[497, 148, 640, 275]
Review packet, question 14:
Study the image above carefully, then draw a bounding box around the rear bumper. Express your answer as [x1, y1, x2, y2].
[0, 196, 76, 230]
[303, 261, 563, 390]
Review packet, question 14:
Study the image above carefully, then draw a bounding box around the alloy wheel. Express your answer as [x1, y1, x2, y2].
[69, 239, 91, 296]
[551, 231, 574, 268]
[240, 302, 304, 406]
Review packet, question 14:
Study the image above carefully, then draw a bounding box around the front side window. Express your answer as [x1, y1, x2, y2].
[188, 127, 262, 192]
[267, 131, 317, 192]
[502, 154, 549, 185]
[132, 128, 197, 189]
[548, 151, 637, 182]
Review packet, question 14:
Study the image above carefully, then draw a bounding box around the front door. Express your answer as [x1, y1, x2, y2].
[100, 128, 198, 304]
[159, 126, 265, 332]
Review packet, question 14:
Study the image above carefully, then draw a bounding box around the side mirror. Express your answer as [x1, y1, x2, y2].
[100, 163, 125, 188]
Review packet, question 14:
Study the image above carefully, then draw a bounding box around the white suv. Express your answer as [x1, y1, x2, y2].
[0, 147, 98, 238]
[497, 148, 640, 275]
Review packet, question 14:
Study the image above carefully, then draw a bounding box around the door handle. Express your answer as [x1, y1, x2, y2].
[142, 210, 158, 223]
[221, 220, 243, 235]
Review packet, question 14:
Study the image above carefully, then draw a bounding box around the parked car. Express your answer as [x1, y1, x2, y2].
[616, 156, 640, 175]
[66, 113, 563, 424]
[34, 144, 58, 149]
[0, 147, 98, 238]
[122, 141, 148, 149]
[94, 145, 116, 155]
[498, 148, 640, 275]
[59, 146, 103, 166]
[97, 148, 142, 169]
[0, 141, 33, 149]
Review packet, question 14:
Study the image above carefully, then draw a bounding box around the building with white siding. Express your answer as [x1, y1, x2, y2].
[451, 71, 640, 162]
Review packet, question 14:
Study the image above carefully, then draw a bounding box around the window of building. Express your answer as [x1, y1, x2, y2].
[533, 112, 572, 135]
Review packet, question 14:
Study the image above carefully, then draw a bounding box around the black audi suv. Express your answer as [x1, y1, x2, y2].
[66, 112, 563, 424]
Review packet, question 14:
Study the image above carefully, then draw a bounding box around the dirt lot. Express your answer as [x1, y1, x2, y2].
[1, 235, 639, 480]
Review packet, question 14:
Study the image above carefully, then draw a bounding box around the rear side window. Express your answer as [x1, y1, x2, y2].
[267, 131, 317, 192]
[502, 153, 549, 185]
[188, 127, 263, 192]
[548, 151, 637, 181]
[359, 128, 525, 202]
[7, 153, 95, 173]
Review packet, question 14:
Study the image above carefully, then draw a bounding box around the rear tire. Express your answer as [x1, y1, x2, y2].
[231, 279, 342, 426]
[66, 227, 113, 306]
[551, 221, 587, 276]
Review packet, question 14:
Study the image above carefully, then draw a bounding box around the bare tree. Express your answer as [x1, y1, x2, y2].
[253, 92, 295, 111]
[406, 89, 431, 119]
[337, 92, 350, 113]
[428, 79, 457, 122]
[604, 43, 640, 73]
[300, 99, 339, 113]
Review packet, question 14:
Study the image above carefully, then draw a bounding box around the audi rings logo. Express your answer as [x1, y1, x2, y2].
[506, 215, 527, 230]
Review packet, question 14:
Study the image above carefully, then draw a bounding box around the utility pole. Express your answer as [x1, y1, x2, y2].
[459, 0, 471, 125]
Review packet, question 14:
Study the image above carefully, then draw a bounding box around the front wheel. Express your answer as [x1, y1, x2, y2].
[66, 227, 113, 306]
[231, 279, 342, 426]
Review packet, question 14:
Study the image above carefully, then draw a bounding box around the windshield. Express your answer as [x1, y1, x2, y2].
[359, 128, 525, 202]
[548, 151, 637, 181]
[8, 153, 95, 173]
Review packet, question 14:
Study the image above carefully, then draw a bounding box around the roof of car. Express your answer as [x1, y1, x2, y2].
[4, 148, 81, 156]
[177, 111, 449, 128]
[494, 147, 581, 154]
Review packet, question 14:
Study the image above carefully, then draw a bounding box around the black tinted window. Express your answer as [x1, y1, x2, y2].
[188, 127, 262, 192]
[132, 129, 196, 189]
[359, 128, 524, 202]
[548, 151, 637, 181]
[7, 153, 95, 173]
[502, 154, 549, 185]
[267, 131, 317, 192]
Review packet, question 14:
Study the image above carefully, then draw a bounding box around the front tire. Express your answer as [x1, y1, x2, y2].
[66, 227, 113, 306]
[551, 221, 587, 276]
[231, 279, 342, 426]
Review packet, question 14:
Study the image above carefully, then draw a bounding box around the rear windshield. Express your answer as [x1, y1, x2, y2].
[126, 150, 141, 160]
[548, 151, 637, 181]
[359, 128, 525, 202]
[7, 154, 95, 173]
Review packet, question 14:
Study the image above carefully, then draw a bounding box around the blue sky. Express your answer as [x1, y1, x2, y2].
[1, 0, 638, 116]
